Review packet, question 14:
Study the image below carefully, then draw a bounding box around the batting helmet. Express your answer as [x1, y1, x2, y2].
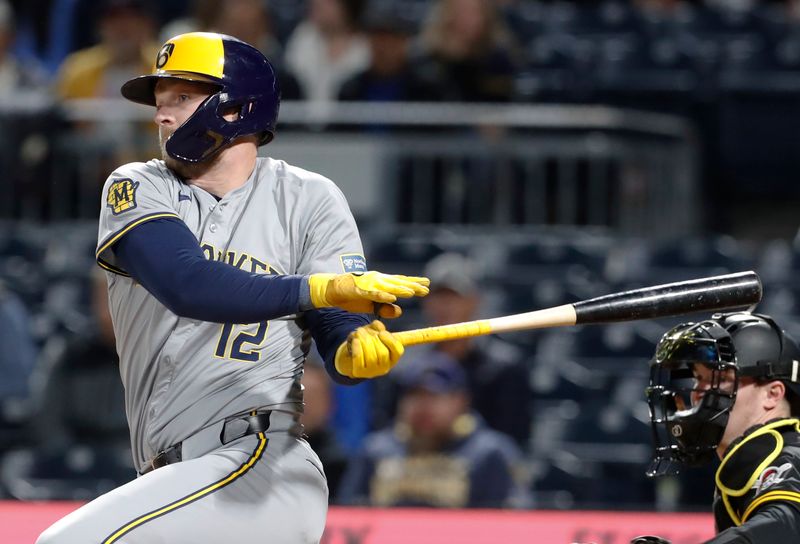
[646, 312, 800, 475]
[121, 32, 280, 163]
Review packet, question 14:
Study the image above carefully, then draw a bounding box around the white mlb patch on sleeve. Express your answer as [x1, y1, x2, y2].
[340, 254, 367, 273]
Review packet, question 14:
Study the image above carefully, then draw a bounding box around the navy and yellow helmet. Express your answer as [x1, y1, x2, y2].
[121, 32, 280, 163]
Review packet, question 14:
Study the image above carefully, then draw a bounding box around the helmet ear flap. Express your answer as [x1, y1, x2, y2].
[165, 93, 228, 162]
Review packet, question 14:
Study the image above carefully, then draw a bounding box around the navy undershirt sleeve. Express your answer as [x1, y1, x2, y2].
[114, 216, 374, 384]
[113, 217, 306, 323]
[306, 307, 371, 385]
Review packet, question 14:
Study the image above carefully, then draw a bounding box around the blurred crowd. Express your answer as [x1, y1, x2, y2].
[4, 220, 800, 510]
[1, 0, 523, 104]
[3, 0, 800, 106]
[3, 0, 800, 231]
[3, 0, 800, 514]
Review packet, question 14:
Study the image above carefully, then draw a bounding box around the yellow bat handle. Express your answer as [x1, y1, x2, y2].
[394, 320, 493, 347]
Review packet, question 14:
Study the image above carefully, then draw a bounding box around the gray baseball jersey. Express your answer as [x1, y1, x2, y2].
[95, 156, 366, 472]
[36, 156, 357, 544]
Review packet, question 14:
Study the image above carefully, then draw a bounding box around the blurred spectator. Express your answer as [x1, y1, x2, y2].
[210, 0, 280, 59]
[0, 0, 47, 93]
[301, 354, 349, 502]
[337, 351, 532, 508]
[336, 1, 425, 134]
[284, 0, 370, 102]
[159, 0, 221, 42]
[55, 0, 158, 100]
[29, 268, 127, 451]
[703, 0, 756, 12]
[371, 253, 533, 449]
[207, 0, 301, 99]
[55, 0, 160, 174]
[338, 0, 437, 103]
[0, 268, 131, 500]
[412, 0, 520, 102]
[420, 252, 532, 448]
[0, 281, 37, 404]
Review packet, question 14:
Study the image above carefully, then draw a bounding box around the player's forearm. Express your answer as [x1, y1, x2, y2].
[114, 218, 307, 323]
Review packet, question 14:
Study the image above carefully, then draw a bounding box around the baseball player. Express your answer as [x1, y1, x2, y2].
[644, 312, 800, 543]
[37, 32, 428, 544]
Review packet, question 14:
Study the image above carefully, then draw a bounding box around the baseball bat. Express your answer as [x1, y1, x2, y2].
[394, 271, 762, 347]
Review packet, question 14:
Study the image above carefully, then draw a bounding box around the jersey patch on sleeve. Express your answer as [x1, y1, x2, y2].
[340, 254, 367, 273]
[106, 178, 140, 215]
[752, 462, 793, 495]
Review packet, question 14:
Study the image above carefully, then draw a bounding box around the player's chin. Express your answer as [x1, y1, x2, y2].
[162, 146, 219, 179]
[160, 134, 190, 173]
[159, 137, 173, 163]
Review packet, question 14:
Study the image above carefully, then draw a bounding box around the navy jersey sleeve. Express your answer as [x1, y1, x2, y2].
[113, 217, 306, 323]
[305, 308, 370, 385]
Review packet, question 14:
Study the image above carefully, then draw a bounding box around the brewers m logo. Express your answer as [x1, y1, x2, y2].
[107, 178, 139, 215]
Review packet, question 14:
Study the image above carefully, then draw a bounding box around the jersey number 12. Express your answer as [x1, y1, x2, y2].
[214, 322, 269, 362]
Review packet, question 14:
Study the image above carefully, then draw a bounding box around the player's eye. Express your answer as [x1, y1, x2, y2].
[178, 94, 190, 102]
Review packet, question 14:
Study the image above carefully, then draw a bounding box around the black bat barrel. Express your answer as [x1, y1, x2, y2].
[574, 271, 763, 325]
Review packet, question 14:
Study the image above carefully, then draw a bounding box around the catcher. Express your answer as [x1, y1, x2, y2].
[641, 311, 800, 543]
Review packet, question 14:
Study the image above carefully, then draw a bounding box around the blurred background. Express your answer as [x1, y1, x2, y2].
[2, 0, 800, 518]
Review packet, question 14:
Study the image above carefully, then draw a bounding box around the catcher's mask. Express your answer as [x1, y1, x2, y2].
[121, 32, 280, 163]
[646, 312, 800, 477]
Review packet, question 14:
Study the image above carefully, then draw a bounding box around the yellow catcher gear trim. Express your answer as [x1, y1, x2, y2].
[155, 32, 225, 79]
[722, 493, 741, 527]
[101, 433, 268, 543]
[715, 419, 800, 495]
[716, 430, 784, 497]
[716, 418, 800, 526]
[742, 490, 800, 523]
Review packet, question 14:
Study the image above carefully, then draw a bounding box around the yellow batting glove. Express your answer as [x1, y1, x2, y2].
[334, 321, 405, 378]
[308, 271, 429, 318]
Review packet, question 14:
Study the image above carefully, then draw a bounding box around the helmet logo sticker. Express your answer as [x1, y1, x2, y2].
[752, 462, 792, 495]
[156, 43, 176, 69]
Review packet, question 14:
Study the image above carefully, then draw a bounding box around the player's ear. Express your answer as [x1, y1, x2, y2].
[764, 380, 787, 411]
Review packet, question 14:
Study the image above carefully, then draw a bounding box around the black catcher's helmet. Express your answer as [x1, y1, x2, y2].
[646, 312, 800, 476]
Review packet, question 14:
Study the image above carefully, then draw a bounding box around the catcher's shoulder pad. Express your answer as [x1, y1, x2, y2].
[716, 419, 800, 496]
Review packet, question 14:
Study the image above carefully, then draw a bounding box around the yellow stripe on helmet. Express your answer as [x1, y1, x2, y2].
[153, 32, 226, 80]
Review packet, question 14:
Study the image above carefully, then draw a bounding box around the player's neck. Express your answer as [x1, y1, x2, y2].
[186, 141, 258, 198]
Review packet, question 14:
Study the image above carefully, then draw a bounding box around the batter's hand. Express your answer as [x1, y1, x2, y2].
[309, 271, 429, 318]
[334, 321, 404, 378]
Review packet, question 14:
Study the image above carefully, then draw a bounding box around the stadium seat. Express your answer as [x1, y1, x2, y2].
[0, 444, 134, 501]
[540, 396, 655, 509]
[366, 236, 446, 271]
[642, 236, 753, 286]
[570, 323, 656, 359]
